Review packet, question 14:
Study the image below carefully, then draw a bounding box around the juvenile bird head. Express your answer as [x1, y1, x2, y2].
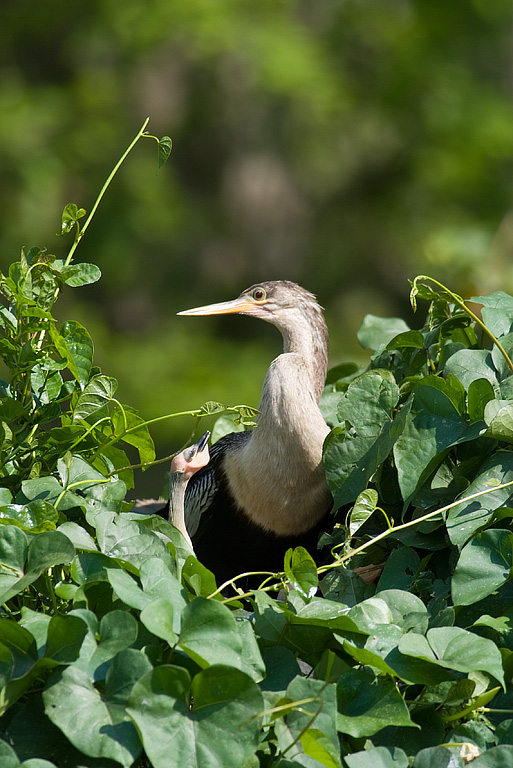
[171, 431, 210, 478]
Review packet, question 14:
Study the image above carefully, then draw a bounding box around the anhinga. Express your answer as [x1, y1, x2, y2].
[168, 431, 210, 550]
[178, 280, 333, 584]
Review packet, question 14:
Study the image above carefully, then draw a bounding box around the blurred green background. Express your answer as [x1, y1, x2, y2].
[1, 0, 511, 496]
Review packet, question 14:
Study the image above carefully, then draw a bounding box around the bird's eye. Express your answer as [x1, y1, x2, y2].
[252, 288, 266, 301]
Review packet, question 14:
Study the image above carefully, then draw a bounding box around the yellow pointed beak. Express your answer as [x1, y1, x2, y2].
[177, 296, 257, 317]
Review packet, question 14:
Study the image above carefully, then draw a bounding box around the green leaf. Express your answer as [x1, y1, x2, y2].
[0, 621, 67, 716]
[323, 370, 408, 507]
[57, 521, 97, 551]
[44, 614, 89, 664]
[179, 596, 264, 681]
[468, 378, 496, 422]
[59, 321, 94, 388]
[393, 382, 482, 503]
[491, 331, 513, 381]
[412, 746, 464, 768]
[376, 547, 420, 593]
[72, 374, 117, 422]
[336, 667, 416, 738]
[0, 399, 25, 422]
[349, 490, 378, 536]
[0, 739, 20, 768]
[85, 611, 139, 681]
[325, 362, 359, 385]
[444, 348, 498, 390]
[31, 366, 63, 406]
[387, 329, 426, 350]
[345, 747, 409, 768]
[71, 552, 112, 585]
[300, 728, 342, 768]
[471, 747, 513, 767]
[275, 676, 340, 767]
[0, 526, 28, 590]
[127, 665, 263, 768]
[139, 557, 187, 630]
[452, 529, 513, 606]
[0, 500, 59, 533]
[284, 547, 318, 599]
[157, 136, 172, 167]
[140, 598, 177, 646]
[472, 292, 513, 342]
[398, 626, 505, 688]
[58, 203, 86, 235]
[181, 556, 218, 597]
[357, 316, 410, 351]
[484, 398, 513, 443]
[59, 262, 101, 287]
[446, 451, 513, 547]
[3, 694, 105, 768]
[372, 589, 429, 632]
[106, 567, 150, 610]
[0, 530, 75, 605]
[94, 511, 174, 570]
[43, 659, 143, 765]
[0, 620, 37, 677]
[111, 404, 155, 464]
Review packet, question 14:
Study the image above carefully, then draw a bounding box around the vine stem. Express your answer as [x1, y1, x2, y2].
[413, 275, 513, 374]
[318, 477, 513, 574]
[64, 117, 151, 267]
[207, 570, 279, 600]
[91, 403, 258, 467]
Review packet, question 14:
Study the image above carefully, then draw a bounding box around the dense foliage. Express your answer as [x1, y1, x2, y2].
[0, 132, 512, 768]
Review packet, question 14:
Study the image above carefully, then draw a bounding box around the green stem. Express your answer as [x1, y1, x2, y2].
[64, 117, 151, 267]
[207, 570, 280, 600]
[45, 570, 58, 615]
[54, 476, 109, 509]
[318, 477, 513, 574]
[92, 403, 257, 464]
[413, 275, 513, 374]
[105, 451, 178, 477]
[216, 478, 513, 603]
[90, 407, 208, 462]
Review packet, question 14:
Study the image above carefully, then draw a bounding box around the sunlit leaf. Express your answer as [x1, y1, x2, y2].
[446, 451, 513, 547]
[58, 203, 86, 235]
[323, 370, 408, 507]
[127, 665, 263, 768]
[158, 135, 172, 167]
[284, 546, 318, 599]
[72, 374, 117, 422]
[452, 529, 513, 606]
[57, 321, 94, 389]
[43, 659, 144, 765]
[399, 627, 505, 689]
[357, 315, 410, 351]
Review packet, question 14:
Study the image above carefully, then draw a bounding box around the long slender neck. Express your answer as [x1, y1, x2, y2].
[169, 474, 194, 548]
[277, 306, 328, 403]
[223, 303, 332, 535]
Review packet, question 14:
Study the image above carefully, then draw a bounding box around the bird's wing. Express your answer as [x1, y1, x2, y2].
[184, 431, 250, 537]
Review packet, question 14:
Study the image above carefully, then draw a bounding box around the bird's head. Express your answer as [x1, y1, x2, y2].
[177, 280, 323, 326]
[178, 281, 329, 397]
[171, 431, 210, 478]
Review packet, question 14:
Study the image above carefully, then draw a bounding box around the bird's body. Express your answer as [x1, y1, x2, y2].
[179, 281, 333, 583]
